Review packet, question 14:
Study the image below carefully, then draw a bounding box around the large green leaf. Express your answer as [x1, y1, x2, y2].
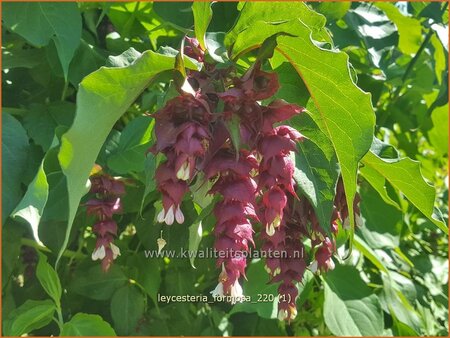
[358, 183, 402, 249]
[57, 50, 183, 265]
[22, 102, 75, 152]
[36, 252, 62, 306]
[375, 2, 422, 55]
[3, 299, 55, 336]
[107, 116, 154, 174]
[428, 104, 448, 156]
[361, 150, 447, 233]
[230, 16, 375, 234]
[110, 285, 145, 335]
[70, 264, 128, 300]
[292, 112, 339, 232]
[192, 2, 212, 50]
[323, 265, 384, 336]
[2, 2, 82, 79]
[61, 313, 116, 336]
[2, 113, 29, 223]
[225, 2, 329, 49]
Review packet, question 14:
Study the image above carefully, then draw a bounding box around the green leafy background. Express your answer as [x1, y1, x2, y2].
[2, 2, 448, 336]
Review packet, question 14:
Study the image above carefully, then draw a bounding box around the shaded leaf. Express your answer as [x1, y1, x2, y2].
[324, 265, 384, 336]
[3, 299, 55, 336]
[2, 113, 29, 222]
[3, 2, 82, 79]
[61, 313, 116, 336]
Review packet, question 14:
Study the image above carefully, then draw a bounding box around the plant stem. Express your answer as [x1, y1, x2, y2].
[392, 2, 448, 100]
[56, 305, 64, 332]
[21, 238, 87, 259]
[61, 80, 69, 101]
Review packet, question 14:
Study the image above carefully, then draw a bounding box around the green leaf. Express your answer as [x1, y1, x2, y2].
[225, 114, 241, 158]
[205, 32, 230, 64]
[231, 259, 278, 319]
[2, 48, 45, 70]
[3, 2, 82, 79]
[323, 265, 384, 336]
[108, 116, 154, 174]
[57, 49, 182, 266]
[353, 235, 389, 273]
[61, 313, 116, 336]
[36, 252, 62, 306]
[3, 299, 55, 336]
[292, 112, 339, 232]
[360, 164, 400, 209]
[2, 113, 30, 223]
[22, 102, 75, 152]
[230, 16, 375, 235]
[70, 264, 128, 300]
[375, 2, 422, 55]
[12, 149, 56, 244]
[188, 198, 216, 268]
[110, 285, 145, 335]
[314, 2, 351, 22]
[192, 2, 212, 50]
[140, 153, 157, 215]
[153, 2, 193, 29]
[358, 182, 402, 249]
[225, 2, 328, 49]
[428, 104, 448, 156]
[361, 150, 447, 234]
[127, 255, 161, 307]
[381, 274, 421, 334]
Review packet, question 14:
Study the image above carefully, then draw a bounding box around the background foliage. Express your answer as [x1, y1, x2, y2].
[2, 1, 448, 336]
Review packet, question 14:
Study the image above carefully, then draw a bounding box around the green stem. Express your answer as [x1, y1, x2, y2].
[56, 305, 64, 332]
[61, 80, 69, 101]
[392, 2, 448, 101]
[21, 238, 87, 259]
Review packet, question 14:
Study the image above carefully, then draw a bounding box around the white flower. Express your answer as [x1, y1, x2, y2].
[165, 206, 175, 225]
[309, 260, 318, 273]
[91, 245, 106, 261]
[266, 223, 276, 236]
[210, 282, 224, 298]
[277, 306, 297, 321]
[230, 280, 244, 304]
[157, 206, 177, 225]
[157, 208, 166, 223]
[278, 309, 288, 321]
[176, 161, 191, 181]
[110, 243, 121, 259]
[343, 216, 350, 230]
[355, 213, 363, 228]
[326, 258, 335, 271]
[175, 205, 185, 224]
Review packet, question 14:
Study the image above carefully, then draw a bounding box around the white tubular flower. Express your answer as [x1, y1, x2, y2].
[157, 209, 166, 223]
[266, 223, 276, 236]
[175, 205, 185, 224]
[309, 260, 318, 273]
[110, 243, 121, 259]
[176, 161, 191, 181]
[278, 309, 288, 321]
[210, 282, 224, 298]
[164, 206, 175, 225]
[92, 245, 106, 261]
[230, 280, 244, 304]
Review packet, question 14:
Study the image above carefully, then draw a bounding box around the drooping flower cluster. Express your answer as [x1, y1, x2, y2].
[205, 149, 258, 301]
[152, 94, 212, 225]
[86, 174, 125, 271]
[149, 37, 362, 320]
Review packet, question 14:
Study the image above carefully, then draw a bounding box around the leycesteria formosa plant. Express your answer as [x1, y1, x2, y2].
[147, 37, 362, 321]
